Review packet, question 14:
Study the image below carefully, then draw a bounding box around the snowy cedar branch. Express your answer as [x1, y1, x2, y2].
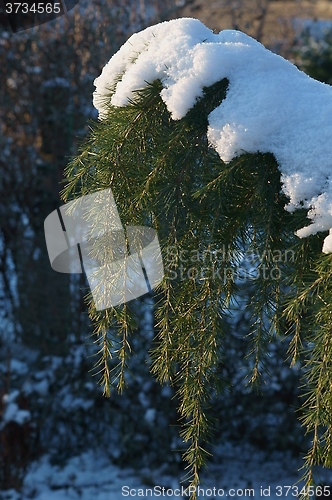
[62, 18, 332, 499]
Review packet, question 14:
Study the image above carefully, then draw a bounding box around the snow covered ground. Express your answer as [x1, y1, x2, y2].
[2, 443, 332, 500]
[1, 309, 330, 500]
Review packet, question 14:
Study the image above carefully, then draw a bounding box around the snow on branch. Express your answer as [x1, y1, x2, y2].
[93, 17, 332, 252]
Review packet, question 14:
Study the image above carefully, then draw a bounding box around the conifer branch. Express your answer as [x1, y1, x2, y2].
[61, 71, 332, 489]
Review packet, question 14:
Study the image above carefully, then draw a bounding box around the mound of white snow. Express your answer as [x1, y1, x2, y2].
[93, 17, 332, 252]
